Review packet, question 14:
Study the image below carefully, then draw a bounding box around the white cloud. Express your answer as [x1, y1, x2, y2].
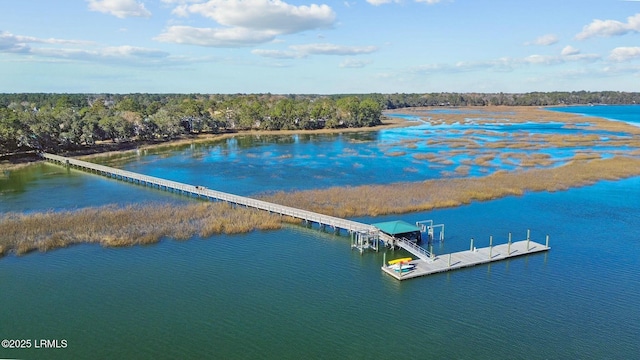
[252, 43, 378, 60]
[524, 54, 564, 65]
[181, 0, 335, 34]
[87, 0, 152, 18]
[366, 0, 400, 5]
[290, 43, 378, 55]
[101, 46, 170, 58]
[609, 47, 640, 62]
[412, 59, 517, 75]
[0, 31, 171, 66]
[366, 0, 442, 5]
[0, 31, 95, 53]
[576, 13, 640, 40]
[251, 49, 302, 59]
[33, 45, 170, 64]
[558, 45, 600, 62]
[0, 32, 30, 53]
[339, 58, 372, 68]
[171, 4, 191, 17]
[527, 34, 559, 46]
[161, 0, 202, 3]
[160, 0, 336, 47]
[561, 45, 580, 56]
[156, 26, 278, 47]
[410, 49, 601, 76]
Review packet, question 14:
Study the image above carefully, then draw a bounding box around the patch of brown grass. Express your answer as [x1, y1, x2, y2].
[413, 153, 437, 161]
[473, 153, 498, 166]
[262, 156, 640, 218]
[385, 151, 406, 157]
[0, 202, 296, 258]
[454, 165, 471, 176]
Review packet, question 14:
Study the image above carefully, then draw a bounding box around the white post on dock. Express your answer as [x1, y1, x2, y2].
[448, 253, 451, 267]
[526, 229, 530, 251]
[383, 252, 386, 267]
[470, 238, 474, 251]
[374, 233, 379, 252]
[508, 232, 512, 255]
[489, 235, 493, 259]
[546, 234, 549, 248]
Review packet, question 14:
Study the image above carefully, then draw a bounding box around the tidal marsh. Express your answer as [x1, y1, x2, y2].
[0, 203, 299, 257]
[4, 106, 640, 258]
[263, 156, 640, 218]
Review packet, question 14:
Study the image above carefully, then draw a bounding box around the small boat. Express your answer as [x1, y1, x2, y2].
[389, 263, 416, 273]
[387, 257, 412, 266]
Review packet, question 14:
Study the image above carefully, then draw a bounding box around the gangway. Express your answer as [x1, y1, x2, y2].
[396, 237, 433, 261]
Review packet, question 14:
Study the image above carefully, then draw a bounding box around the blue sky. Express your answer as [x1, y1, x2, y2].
[1, 0, 640, 94]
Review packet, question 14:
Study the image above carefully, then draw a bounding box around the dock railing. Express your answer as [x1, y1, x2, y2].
[39, 152, 378, 235]
[396, 237, 433, 261]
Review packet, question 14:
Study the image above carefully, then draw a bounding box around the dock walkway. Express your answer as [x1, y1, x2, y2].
[40, 152, 378, 234]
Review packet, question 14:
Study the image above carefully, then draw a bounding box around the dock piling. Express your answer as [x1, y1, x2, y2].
[546, 234, 549, 248]
[489, 235, 493, 259]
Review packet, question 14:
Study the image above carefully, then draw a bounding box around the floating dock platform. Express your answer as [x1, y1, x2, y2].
[382, 239, 549, 280]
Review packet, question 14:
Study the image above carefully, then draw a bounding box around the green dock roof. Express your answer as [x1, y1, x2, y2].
[372, 220, 421, 235]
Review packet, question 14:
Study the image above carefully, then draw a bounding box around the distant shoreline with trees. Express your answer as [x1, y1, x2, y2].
[2, 91, 639, 160]
[0, 93, 384, 157]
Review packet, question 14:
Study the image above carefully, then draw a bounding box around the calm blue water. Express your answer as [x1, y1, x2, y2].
[548, 104, 640, 126]
[1, 106, 640, 359]
[4, 107, 636, 213]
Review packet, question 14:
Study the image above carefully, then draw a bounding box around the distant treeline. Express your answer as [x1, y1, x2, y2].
[368, 91, 640, 108]
[0, 93, 382, 154]
[2, 91, 639, 154]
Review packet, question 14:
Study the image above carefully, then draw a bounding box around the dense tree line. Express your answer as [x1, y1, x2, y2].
[2, 91, 639, 155]
[0, 94, 382, 154]
[374, 91, 640, 108]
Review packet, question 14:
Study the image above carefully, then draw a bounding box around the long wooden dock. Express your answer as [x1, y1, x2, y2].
[41, 152, 550, 279]
[382, 239, 550, 280]
[40, 152, 378, 235]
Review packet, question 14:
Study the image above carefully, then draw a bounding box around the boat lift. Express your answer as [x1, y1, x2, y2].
[351, 229, 379, 254]
[416, 220, 445, 243]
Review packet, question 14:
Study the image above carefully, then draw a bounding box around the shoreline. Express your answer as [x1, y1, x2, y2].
[4, 105, 640, 169]
[0, 115, 417, 170]
[77, 115, 419, 162]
